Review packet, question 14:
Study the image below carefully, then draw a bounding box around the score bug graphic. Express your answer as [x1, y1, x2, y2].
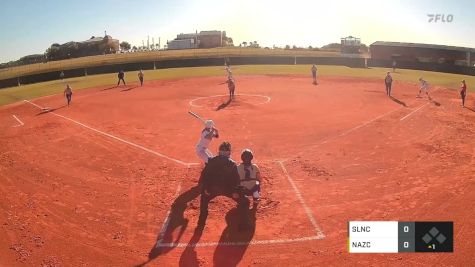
[348, 221, 453, 253]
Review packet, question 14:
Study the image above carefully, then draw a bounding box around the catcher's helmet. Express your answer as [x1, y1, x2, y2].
[241, 148, 254, 163]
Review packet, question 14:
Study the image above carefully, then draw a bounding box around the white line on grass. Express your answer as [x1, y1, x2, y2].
[278, 161, 325, 238]
[400, 102, 429, 121]
[24, 100, 198, 167]
[12, 115, 24, 127]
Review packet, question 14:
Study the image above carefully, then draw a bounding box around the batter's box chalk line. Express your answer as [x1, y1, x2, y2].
[156, 161, 325, 248]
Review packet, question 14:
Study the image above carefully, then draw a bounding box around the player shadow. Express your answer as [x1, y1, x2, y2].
[101, 86, 118, 91]
[464, 106, 475, 112]
[136, 185, 201, 267]
[430, 98, 441, 106]
[36, 105, 67, 115]
[121, 86, 139, 92]
[389, 96, 407, 107]
[211, 207, 256, 267]
[178, 206, 256, 267]
[216, 98, 233, 111]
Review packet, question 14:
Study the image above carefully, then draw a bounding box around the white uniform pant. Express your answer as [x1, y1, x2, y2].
[196, 146, 213, 163]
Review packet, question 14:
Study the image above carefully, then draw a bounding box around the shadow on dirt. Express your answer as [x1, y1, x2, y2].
[216, 98, 232, 111]
[36, 105, 67, 115]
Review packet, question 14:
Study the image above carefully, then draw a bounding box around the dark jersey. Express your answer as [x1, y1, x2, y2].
[227, 80, 235, 90]
[200, 155, 240, 195]
[118, 71, 124, 79]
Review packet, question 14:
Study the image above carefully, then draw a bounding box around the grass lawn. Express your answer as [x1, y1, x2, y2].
[1, 65, 473, 106]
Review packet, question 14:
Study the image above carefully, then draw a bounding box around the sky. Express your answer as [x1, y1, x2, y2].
[0, 0, 474, 63]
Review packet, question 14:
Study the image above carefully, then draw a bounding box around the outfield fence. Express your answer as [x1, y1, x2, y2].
[0, 48, 473, 89]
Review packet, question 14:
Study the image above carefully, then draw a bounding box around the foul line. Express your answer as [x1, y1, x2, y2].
[24, 100, 198, 167]
[400, 102, 429, 121]
[12, 115, 24, 127]
[278, 161, 325, 238]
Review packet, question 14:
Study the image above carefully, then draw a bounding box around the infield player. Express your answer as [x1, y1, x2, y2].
[226, 77, 236, 99]
[64, 84, 73, 106]
[225, 64, 233, 80]
[385, 72, 393, 96]
[196, 120, 219, 164]
[417, 78, 431, 99]
[237, 149, 261, 209]
[138, 70, 144, 86]
[311, 64, 318, 85]
[460, 80, 467, 108]
[117, 70, 126, 86]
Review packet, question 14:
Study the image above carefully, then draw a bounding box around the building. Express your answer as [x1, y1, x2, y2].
[167, 30, 233, 50]
[370, 41, 475, 66]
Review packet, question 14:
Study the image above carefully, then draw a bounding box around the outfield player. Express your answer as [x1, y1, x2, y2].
[417, 78, 431, 99]
[237, 149, 261, 209]
[197, 142, 251, 231]
[138, 70, 144, 86]
[117, 70, 126, 86]
[64, 84, 73, 106]
[385, 72, 393, 96]
[460, 80, 467, 108]
[311, 64, 318, 85]
[195, 120, 219, 163]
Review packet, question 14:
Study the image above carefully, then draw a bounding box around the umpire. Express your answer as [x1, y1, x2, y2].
[197, 141, 251, 231]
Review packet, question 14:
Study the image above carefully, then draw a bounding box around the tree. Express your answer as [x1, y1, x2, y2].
[321, 43, 341, 51]
[132, 46, 137, 51]
[285, 45, 290, 50]
[242, 42, 247, 47]
[360, 43, 369, 53]
[120, 41, 131, 51]
[308, 45, 313, 49]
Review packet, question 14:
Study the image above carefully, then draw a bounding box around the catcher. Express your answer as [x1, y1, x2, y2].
[237, 149, 261, 209]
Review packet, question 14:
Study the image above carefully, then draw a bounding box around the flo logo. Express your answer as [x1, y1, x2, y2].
[428, 14, 454, 23]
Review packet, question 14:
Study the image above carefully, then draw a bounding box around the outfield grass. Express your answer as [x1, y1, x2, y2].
[0, 48, 341, 80]
[1, 65, 473, 107]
